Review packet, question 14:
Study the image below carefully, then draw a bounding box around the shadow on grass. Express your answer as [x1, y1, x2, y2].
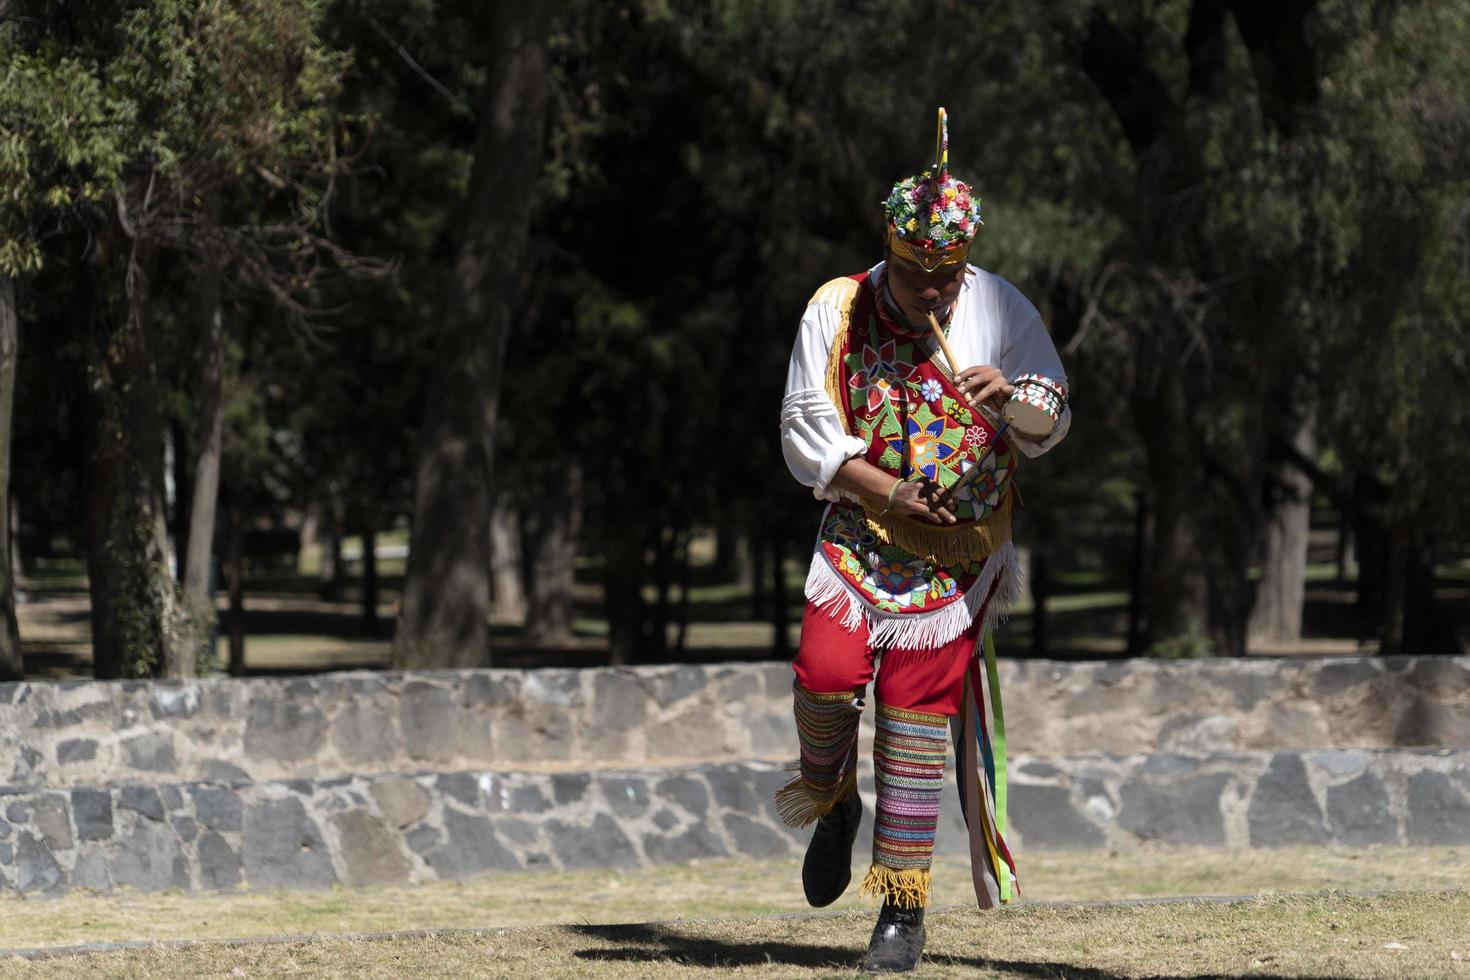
[565, 921, 1331, 978]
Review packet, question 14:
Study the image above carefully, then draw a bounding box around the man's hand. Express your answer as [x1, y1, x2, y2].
[830, 459, 957, 525]
[954, 365, 1013, 414]
[891, 477, 958, 525]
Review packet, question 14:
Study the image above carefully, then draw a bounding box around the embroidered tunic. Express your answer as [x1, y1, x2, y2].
[780, 262, 1070, 651]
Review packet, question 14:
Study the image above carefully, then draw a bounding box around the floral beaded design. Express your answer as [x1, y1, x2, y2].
[805, 271, 1017, 641]
[839, 310, 1016, 525]
[848, 338, 920, 415]
[893, 414, 961, 482]
[818, 504, 981, 615]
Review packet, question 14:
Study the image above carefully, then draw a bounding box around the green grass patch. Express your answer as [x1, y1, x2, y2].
[206, 634, 392, 672]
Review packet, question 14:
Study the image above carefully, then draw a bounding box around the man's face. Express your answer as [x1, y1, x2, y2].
[884, 253, 967, 325]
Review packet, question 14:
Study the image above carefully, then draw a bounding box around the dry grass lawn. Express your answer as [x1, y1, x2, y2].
[3, 891, 1469, 978]
[0, 847, 1467, 976]
[1, 846, 1466, 951]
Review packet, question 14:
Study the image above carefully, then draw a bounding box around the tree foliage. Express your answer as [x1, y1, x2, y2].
[2, 0, 1466, 676]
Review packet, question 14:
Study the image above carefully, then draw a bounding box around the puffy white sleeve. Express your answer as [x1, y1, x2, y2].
[780, 300, 867, 500]
[1000, 285, 1072, 458]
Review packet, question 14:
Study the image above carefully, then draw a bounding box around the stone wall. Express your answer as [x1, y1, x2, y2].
[0, 667, 794, 789]
[2, 749, 1466, 895]
[1011, 655, 1470, 755]
[2, 655, 1466, 895]
[3, 656, 1466, 790]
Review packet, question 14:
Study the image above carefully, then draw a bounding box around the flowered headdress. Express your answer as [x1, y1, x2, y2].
[883, 107, 983, 273]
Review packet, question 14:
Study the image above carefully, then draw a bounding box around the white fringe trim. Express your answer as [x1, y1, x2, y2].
[803, 540, 1022, 651]
[979, 544, 1024, 642]
[803, 549, 866, 633]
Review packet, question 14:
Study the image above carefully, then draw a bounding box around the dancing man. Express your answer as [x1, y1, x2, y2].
[776, 108, 1071, 973]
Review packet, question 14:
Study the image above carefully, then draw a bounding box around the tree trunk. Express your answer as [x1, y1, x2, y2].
[84, 233, 178, 678]
[1379, 517, 1409, 656]
[84, 410, 127, 679]
[169, 419, 188, 579]
[320, 496, 343, 601]
[1249, 410, 1315, 645]
[1404, 536, 1457, 653]
[1125, 491, 1153, 656]
[0, 276, 23, 681]
[1205, 502, 1261, 660]
[769, 531, 790, 658]
[523, 464, 581, 643]
[713, 520, 739, 584]
[749, 531, 767, 621]
[180, 257, 226, 673]
[1353, 475, 1389, 629]
[674, 528, 693, 653]
[647, 526, 674, 660]
[647, 522, 691, 656]
[394, 0, 549, 669]
[225, 496, 246, 676]
[734, 534, 755, 591]
[297, 503, 320, 576]
[1072, 4, 1314, 660]
[1030, 548, 1049, 659]
[8, 495, 20, 581]
[1132, 360, 1268, 659]
[604, 530, 642, 666]
[1139, 415, 1211, 657]
[489, 499, 527, 624]
[1336, 505, 1357, 584]
[360, 525, 379, 637]
[132, 278, 186, 678]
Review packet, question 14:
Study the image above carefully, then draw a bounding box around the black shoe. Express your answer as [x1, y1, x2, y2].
[862, 901, 926, 973]
[801, 789, 862, 907]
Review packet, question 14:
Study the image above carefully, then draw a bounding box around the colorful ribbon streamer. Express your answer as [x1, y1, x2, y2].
[951, 629, 1019, 908]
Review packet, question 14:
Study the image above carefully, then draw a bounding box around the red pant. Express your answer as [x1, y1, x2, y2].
[792, 601, 982, 716]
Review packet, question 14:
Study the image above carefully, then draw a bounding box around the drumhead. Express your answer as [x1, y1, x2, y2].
[1002, 399, 1056, 438]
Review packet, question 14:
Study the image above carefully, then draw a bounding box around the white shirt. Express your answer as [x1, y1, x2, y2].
[780, 262, 1071, 501]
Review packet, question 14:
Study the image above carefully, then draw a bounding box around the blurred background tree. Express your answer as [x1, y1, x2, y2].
[1, 0, 1465, 679]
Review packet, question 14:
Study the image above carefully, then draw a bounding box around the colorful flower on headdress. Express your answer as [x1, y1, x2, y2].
[883, 108, 983, 263]
[884, 169, 983, 254]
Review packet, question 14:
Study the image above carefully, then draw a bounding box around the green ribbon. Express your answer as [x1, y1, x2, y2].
[982, 630, 1011, 902]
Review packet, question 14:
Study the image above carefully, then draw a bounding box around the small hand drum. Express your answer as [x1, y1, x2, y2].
[1002, 373, 1068, 439]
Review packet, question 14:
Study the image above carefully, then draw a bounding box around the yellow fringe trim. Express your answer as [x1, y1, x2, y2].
[861, 490, 1014, 565]
[860, 865, 933, 909]
[813, 277, 861, 438]
[773, 764, 856, 828]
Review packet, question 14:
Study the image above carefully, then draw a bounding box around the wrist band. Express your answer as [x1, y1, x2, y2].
[881, 478, 902, 516]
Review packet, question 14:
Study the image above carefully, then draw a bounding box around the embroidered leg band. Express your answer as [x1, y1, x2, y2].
[774, 681, 862, 827]
[861, 702, 948, 909]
